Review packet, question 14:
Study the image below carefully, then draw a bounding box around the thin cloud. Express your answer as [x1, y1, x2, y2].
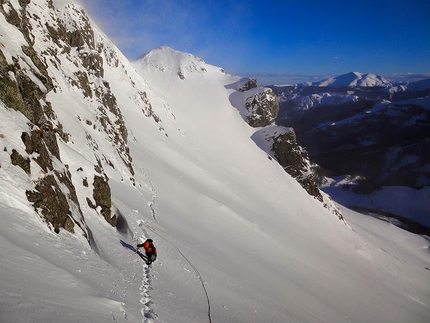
[387, 73, 430, 83]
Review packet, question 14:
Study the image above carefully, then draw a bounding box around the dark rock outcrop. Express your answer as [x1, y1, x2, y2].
[26, 172, 79, 235]
[91, 174, 116, 227]
[271, 130, 323, 201]
[239, 78, 257, 92]
[245, 88, 279, 127]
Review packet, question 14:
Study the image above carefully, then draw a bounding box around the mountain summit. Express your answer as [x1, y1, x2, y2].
[314, 71, 392, 87]
[135, 46, 214, 78]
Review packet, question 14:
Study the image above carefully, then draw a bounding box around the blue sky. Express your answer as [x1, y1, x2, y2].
[81, 0, 430, 84]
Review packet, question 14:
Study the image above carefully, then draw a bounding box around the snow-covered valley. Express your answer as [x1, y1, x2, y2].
[0, 1, 429, 323]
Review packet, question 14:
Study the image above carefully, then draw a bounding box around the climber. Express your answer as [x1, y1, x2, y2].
[137, 238, 157, 265]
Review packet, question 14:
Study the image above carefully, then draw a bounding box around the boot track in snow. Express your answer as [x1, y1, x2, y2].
[139, 221, 213, 323]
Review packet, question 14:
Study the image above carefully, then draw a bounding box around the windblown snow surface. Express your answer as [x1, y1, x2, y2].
[1, 2, 429, 323]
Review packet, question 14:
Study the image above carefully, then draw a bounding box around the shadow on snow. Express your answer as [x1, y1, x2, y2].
[120, 239, 148, 262]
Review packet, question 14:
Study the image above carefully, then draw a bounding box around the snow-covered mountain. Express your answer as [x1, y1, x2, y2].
[313, 72, 392, 88]
[1, 1, 429, 323]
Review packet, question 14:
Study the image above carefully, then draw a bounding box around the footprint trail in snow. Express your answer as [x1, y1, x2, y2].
[140, 263, 156, 322]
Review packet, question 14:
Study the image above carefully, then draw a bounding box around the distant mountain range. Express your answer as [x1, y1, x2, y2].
[270, 71, 430, 196]
[309, 71, 392, 88]
[269, 72, 430, 230]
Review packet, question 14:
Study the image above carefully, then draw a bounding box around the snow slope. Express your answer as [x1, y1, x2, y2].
[1, 2, 430, 323]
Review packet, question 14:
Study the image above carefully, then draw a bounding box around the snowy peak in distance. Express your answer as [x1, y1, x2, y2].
[133, 46, 225, 81]
[314, 71, 392, 87]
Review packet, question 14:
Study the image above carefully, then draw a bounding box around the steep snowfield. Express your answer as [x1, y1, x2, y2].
[0, 2, 429, 323]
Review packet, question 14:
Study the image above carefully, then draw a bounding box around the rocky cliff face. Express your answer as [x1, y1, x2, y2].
[1, 0, 81, 235]
[0, 0, 161, 237]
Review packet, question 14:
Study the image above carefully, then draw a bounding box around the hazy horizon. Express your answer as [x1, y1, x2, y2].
[237, 72, 430, 86]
